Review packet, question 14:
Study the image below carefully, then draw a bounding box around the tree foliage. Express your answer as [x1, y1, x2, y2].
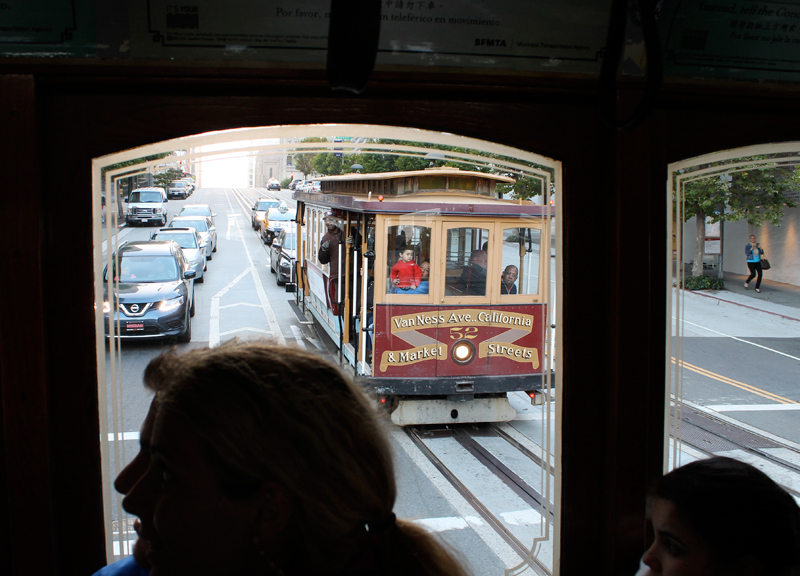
[313, 153, 344, 176]
[289, 137, 556, 201]
[101, 153, 172, 180]
[154, 168, 187, 190]
[678, 156, 799, 276]
[293, 137, 328, 177]
[497, 176, 543, 200]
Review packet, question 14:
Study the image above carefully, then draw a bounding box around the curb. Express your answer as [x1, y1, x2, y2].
[687, 290, 800, 323]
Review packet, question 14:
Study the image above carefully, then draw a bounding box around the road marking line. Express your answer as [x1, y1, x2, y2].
[225, 189, 286, 346]
[218, 302, 264, 310]
[413, 516, 485, 532]
[706, 403, 800, 411]
[501, 509, 544, 526]
[673, 358, 796, 404]
[219, 327, 273, 337]
[680, 397, 800, 453]
[226, 214, 236, 241]
[209, 267, 250, 347]
[677, 318, 800, 362]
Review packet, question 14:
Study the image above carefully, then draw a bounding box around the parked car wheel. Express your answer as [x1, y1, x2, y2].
[190, 290, 196, 316]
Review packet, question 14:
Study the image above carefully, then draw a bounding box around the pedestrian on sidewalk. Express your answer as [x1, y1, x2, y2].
[744, 234, 765, 293]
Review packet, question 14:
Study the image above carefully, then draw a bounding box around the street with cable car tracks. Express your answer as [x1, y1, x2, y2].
[99, 186, 800, 574]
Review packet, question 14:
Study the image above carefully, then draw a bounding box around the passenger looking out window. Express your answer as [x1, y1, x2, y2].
[501, 265, 518, 294]
[391, 248, 422, 293]
[501, 227, 542, 296]
[386, 224, 431, 295]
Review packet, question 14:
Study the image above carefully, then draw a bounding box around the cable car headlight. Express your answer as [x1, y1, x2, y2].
[451, 339, 476, 365]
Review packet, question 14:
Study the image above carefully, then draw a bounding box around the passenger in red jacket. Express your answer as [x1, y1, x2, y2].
[390, 248, 422, 292]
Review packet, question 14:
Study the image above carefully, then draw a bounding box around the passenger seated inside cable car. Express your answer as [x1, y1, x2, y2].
[385, 224, 431, 296]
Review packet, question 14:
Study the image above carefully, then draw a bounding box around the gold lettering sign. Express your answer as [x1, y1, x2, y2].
[390, 309, 534, 334]
[479, 342, 540, 369]
[380, 344, 448, 373]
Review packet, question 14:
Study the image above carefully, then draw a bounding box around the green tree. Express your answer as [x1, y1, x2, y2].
[680, 157, 799, 276]
[497, 176, 543, 200]
[154, 168, 186, 190]
[102, 153, 172, 217]
[293, 137, 328, 177]
[313, 153, 344, 176]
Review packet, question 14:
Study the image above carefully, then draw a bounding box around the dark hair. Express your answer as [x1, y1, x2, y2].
[145, 340, 470, 576]
[657, 456, 800, 575]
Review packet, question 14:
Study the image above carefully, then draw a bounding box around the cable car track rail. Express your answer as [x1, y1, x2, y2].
[405, 424, 553, 575]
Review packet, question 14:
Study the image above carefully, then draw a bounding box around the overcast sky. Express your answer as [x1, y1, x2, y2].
[196, 142, 250, 188]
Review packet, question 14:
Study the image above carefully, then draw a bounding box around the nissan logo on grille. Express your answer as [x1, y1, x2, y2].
[131, 304, 140, 312]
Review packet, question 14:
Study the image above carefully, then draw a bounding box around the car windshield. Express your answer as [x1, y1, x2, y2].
[172, 219, 208, 232]
[257, 201, 279, 211]
[283, 233, 296, 250]
[129, 191, 162, 203]
[153, 233, 197, 249]
[179, 207, 210, 217]
[170, 182, 186, 188]
[267, 208, 296, 222]
[109, 256, 179, 283]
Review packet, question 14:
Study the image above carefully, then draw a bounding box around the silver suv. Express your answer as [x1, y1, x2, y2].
[125, 187, 168, 226]
[168, 180, 191, 199]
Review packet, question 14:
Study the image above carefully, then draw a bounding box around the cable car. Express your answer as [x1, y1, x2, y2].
[294, 167, 553, 425]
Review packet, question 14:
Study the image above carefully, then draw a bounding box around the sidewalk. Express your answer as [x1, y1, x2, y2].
[685, 271, 800, 323]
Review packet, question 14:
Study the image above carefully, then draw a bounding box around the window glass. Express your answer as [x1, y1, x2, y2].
[386, 225, 431, 294]
[418, 175, 446, 190]
[108, 256, 179, 283]
[444, 227, 490, 296]
[172, 218, 208, 231]
[449, 177, 476, 191]
[154, 233, 197, 249]
[257, 200, 279, 211]
[128, 191, 162, 203]
[266, 208, 296, 221]
[500, 227, 541, 296]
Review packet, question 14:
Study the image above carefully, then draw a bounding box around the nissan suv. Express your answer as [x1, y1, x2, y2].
[103, 240, 196, 342]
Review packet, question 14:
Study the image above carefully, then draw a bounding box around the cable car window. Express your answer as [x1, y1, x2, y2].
[448, 177, 476, 191]
[501, 227, 542, 296]
[418, 176, 446, 190]
[444, 227, 490, 296]
[386, 224, 431, 294]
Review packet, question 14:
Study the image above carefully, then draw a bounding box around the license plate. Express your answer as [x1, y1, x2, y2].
[126, 322, 145, 331]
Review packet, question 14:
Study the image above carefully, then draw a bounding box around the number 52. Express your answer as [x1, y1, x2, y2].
[450, 327, 478, 340]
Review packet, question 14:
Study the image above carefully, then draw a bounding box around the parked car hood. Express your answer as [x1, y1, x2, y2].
[105, 281, 184, 302]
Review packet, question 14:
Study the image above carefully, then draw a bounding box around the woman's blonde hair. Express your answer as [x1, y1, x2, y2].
[145, 339, 469, 576]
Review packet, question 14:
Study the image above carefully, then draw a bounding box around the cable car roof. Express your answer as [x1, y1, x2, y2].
[294, 190, 553, 217]
[311, 167, 515, 183]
